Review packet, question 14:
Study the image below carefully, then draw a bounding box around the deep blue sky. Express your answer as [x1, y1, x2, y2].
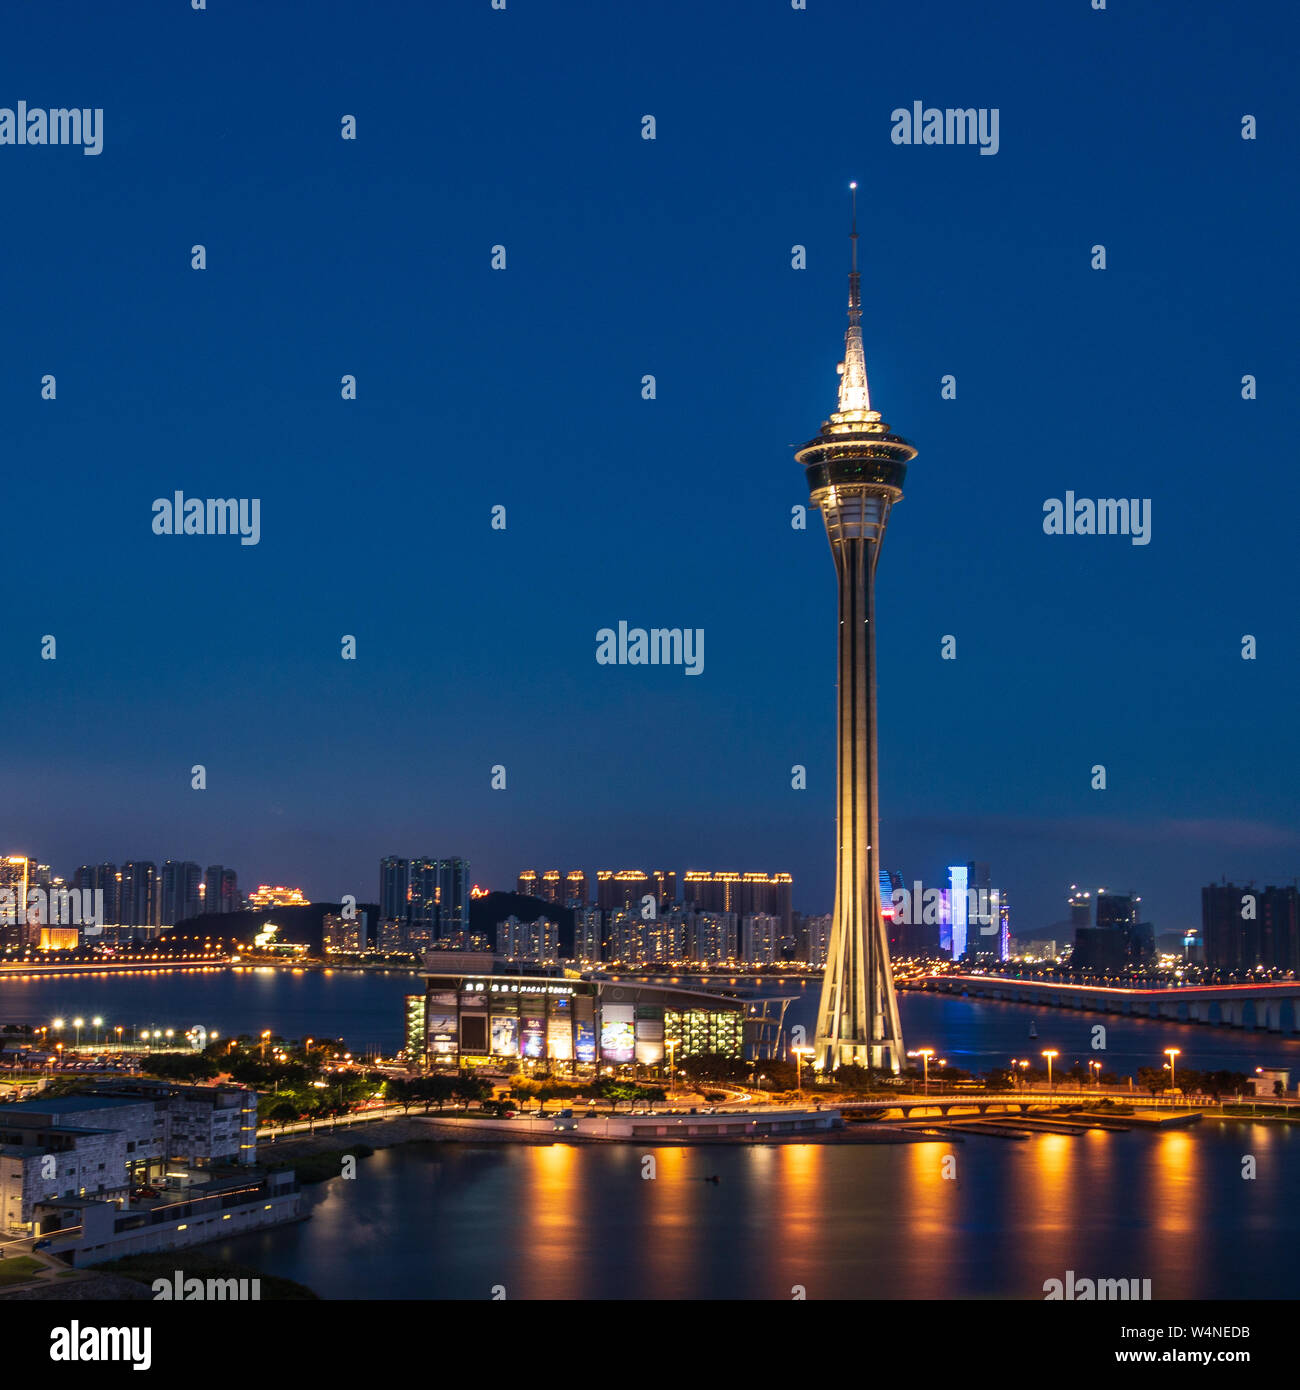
[2, 0, 1296, 934]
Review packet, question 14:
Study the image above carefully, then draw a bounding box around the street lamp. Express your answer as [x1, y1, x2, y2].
[92, 1017, 103, 1047]
[261, 1030, 271, 1060]
[1164, 1047, 1180, 1090]
[1089, 1059, 1102, 1089]
[1042, 1049, 1059, 1091]
[73, 1018, 84, 1050]
[792, 1046, 814, 1097]
[665, 1038, 678, 1099]
[908, 1048, 935, 1095]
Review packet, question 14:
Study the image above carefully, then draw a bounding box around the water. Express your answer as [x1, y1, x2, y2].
[212, 1124, 1299, 1300]
[5, 966, 1295, 1300]
[3, 967, 1299, 1076]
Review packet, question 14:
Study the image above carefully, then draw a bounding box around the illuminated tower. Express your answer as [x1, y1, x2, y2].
[796, 186, 915, 1073]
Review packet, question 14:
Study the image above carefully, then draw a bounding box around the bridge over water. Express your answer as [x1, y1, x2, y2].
[902, 974, 1300, 1034]
[837, 1088, 1247, 1119]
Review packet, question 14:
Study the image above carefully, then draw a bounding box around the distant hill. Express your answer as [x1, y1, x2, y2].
[470, 892, 575, 955]
[167, 903, 381, 953]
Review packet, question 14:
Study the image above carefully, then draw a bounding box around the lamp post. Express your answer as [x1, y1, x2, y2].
[665, 1038, 678, 1099]
[1042, 1049, 1058, 1091]
[908, 1047, 935, 1095]
[1089, 1059, 1102, 1090]
[1164, 1047, 1180, 1092]
[92, 1017, 103, 1048]
[793, 1046, 814, 1097]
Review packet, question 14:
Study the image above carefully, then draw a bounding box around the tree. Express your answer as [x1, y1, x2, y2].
[1136, 1067, 1167, 1096]
[452, 1073, 492, 1107]
[139, 1051, 219, 1082]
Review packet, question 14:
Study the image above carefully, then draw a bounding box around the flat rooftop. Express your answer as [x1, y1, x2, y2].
[0, 1094, 156, 1115]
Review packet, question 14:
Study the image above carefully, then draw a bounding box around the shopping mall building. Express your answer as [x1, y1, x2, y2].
[404, 963, 789, 1072]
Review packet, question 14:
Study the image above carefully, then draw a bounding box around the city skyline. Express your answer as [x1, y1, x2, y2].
[3, 1, 1296, 940]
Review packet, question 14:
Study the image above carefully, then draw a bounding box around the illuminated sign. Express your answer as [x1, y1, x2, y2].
[522, 1016, 545, 1059]
[575, 1022, 596, 1063]
[490, 1016, 519, 1057]
[601, 1003, 635, 1063]
[547, 1016, 573, 1061]
[635, 1017, 664, 1065]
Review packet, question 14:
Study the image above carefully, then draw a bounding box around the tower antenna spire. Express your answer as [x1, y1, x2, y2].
[838, 181, 870, 414]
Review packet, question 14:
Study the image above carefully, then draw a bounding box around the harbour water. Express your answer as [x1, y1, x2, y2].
[211, 1122, 1299, 1300]
[2, 967, 1295, 1300]
[3, 966, 1299, 1077]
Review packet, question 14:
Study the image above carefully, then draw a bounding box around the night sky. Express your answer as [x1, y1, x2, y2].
[2, 0, 1295, 935]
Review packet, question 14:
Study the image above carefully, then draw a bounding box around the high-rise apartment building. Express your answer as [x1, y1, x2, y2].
[688, 912, 738, 965]
[435, 858, 469, 942]
[381, 856, 469, 943]
[682, 872, 793, 934]
[202, 865, 240, 915]
[596, 870, 651, 912]
[380, 857, 410, 923]
[160, 860, 203, 926]
[0, 856, 35, 948]
[118, 862, 158, 928]
[1202, 883, 1300, 974]
[74, 865, 120, 925]
[742, 913, 781, 965]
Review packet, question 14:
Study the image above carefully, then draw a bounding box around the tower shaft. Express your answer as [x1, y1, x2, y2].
[817, 492, 904, 1071]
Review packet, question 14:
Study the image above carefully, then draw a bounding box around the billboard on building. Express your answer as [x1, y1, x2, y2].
[491, 1015, 519, 1057]
[547, 1015, 573, 1061]
[601, 1003, 635, 1063]
[635, 1016, 664, 1065]
[522, 1016, 545, 1059]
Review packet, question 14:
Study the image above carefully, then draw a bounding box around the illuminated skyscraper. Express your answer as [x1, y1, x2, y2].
[797, 188, 915, 1073]
[0, 855, 35, 949]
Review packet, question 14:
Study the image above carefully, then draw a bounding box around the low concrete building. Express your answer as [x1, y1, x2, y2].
[1, 1118, 128, 1234]
[0, 1080, 257, 1189]
[1, 1081, 260, 1244]
[35, 1167, 302, 1267]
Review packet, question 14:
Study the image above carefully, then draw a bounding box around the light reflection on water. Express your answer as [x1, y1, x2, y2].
[216, 1122, 1296, 1300]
